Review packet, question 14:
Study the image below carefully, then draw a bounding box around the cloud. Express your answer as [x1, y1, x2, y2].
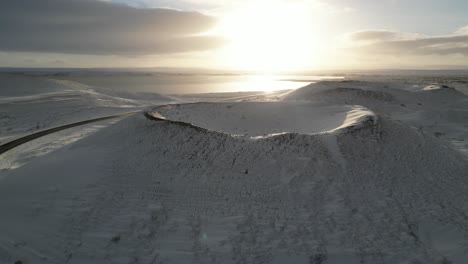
[348, 30, 424, 42]
[108, 0, 356, 16]
[456, 25, 468, 35]
[346, 26, 468, 56]
[0, 0, 225, 56]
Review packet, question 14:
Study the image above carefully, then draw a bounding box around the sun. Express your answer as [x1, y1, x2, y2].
[214, 0, 324, 72]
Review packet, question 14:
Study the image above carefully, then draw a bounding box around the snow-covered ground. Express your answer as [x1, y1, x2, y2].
[283, 80, 468, 156]
[0, 73, 178, 144]
[1, 74, 468, 263]
[149, 102, 376, 137]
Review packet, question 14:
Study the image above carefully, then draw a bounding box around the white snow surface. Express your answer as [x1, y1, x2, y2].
[0, 74, 178, 144]
[284, 80, 468, 155]
[1, 77, 468, 264]
[422, 85, 450, 91]
[149, 102, 377, 137]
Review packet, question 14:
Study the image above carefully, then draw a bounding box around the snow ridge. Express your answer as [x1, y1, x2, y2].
[146, 102, 379, 138]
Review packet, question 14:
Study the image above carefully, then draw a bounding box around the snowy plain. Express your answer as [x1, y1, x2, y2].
[0, 73, 468, 263]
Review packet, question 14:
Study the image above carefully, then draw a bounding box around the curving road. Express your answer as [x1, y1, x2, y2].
[0, 111, 139, 155]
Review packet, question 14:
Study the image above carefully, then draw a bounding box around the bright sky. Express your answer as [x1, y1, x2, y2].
[1, 0, 468, 71]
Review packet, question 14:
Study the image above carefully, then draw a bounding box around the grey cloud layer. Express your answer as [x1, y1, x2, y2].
[0, 0, 224, 55]
[348, 29, 468, 56]
[350, 30, 423, 42]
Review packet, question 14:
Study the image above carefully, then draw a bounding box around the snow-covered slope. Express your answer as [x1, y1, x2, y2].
[0, 106, 467, 263]
[148, 102, 376, 137]
[284, 80, 468, 156]
[282, 80, 465, 105]
[1, 78, 468, 263]
[0, 74, 177, 144]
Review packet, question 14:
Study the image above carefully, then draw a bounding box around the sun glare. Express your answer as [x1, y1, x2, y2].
[215, 0, 324, 72]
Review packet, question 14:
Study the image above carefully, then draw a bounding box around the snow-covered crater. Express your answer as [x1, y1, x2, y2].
[146, 102, 377, 137]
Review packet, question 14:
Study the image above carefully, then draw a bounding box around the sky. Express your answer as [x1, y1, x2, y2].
[1, 0, 468, 72]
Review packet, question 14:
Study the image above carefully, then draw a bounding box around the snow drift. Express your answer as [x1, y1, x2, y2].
[284, 82, 395, 103]
[284, 80, 468, 156]
[146, 102, 377, 137]
[283, 80, 466, 105]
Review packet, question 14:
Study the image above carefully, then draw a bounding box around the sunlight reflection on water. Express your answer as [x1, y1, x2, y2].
[56, 74, 344, 94]
[227, 74, 344, 93]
